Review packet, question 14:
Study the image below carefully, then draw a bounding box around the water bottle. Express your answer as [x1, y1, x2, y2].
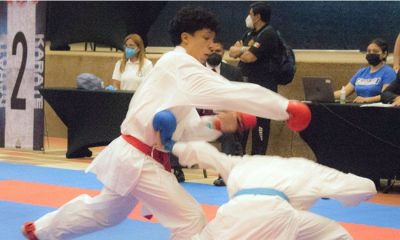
[340, 86, 346, 104]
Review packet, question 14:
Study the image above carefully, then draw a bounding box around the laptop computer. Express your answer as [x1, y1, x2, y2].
[302, 76, 335, 103]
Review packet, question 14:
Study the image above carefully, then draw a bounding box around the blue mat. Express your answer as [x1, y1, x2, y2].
[312, 199, 400, 229]
[0, 162, 229, 205]
[0, 201, 169, 240]
[1, 162, 400, 239]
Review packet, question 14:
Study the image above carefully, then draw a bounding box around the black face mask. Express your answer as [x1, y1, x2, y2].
[206, 53, 222, 67]
[366, 53, 381, 66]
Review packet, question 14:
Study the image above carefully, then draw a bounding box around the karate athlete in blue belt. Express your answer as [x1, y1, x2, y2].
[154, 110, 376, 240]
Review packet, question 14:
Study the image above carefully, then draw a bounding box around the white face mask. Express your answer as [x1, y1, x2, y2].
[245, 15, 254, 29]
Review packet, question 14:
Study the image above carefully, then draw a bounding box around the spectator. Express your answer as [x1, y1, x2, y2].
[112, 33, 153, 91]
[206, 39, 243, 82]
[334, 38, 396, 103]
[381, 71, 400, 106]
[393, 33, 400, 73]
[229, 2, 281, 155]
[205, 38, 244, 186]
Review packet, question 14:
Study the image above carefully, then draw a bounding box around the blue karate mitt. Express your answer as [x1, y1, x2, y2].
[152, 110, 177, 151]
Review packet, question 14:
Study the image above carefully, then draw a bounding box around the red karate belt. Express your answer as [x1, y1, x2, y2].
[121, 134, 171, 172]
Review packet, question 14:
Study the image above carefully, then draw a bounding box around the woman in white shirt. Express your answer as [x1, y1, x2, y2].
[112, 33, 153, 91]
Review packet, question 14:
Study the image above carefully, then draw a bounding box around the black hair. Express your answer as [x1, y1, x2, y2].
[168, 6, 219, 46]
[370, 38, 389, 61]
[213, 37, 224, 48]
[250, 2, 272, 24]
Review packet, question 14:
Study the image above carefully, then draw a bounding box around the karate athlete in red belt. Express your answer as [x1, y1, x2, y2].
[23, 6, 313, 240]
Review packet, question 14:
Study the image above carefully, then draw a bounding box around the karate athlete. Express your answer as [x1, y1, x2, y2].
[22, 6, 310, 240]
[169, 140, 377, 240]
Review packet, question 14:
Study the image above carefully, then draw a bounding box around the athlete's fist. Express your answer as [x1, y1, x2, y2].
[286, 100, 311, 132]
[211, 112, 257, 132]
[152, 110, 177, 151]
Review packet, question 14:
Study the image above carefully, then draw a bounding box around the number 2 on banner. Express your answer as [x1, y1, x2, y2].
[11, 31, 27, 110]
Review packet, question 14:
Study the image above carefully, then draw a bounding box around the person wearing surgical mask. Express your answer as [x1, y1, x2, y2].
[112, 33, 153, 91]
[206, 39, 243, 82]
[203, 39, 243, 186]
[228, 2, 281, 156]
[334, 38, 396, 103]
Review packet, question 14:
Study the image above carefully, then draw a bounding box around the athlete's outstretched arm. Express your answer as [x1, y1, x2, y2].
[172, 141, 243, 181]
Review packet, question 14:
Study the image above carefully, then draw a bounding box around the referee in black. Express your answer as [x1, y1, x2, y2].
[229, 2, 281, 155]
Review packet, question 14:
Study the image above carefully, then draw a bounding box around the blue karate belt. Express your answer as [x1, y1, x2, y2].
[233, 188, 289, 202]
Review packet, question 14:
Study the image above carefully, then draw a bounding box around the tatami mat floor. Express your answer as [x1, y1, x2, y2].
[1, 137, 399, 206]
[0, 137, 219, 184]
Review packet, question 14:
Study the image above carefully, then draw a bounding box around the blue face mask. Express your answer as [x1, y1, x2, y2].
[125, 47, 137, 59]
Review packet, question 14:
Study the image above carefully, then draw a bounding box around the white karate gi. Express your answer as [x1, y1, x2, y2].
[172, 141, 377, 240]
[33, 46, 290, 240]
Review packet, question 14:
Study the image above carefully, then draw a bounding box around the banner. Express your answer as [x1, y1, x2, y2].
[0, 1, 45, 150]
